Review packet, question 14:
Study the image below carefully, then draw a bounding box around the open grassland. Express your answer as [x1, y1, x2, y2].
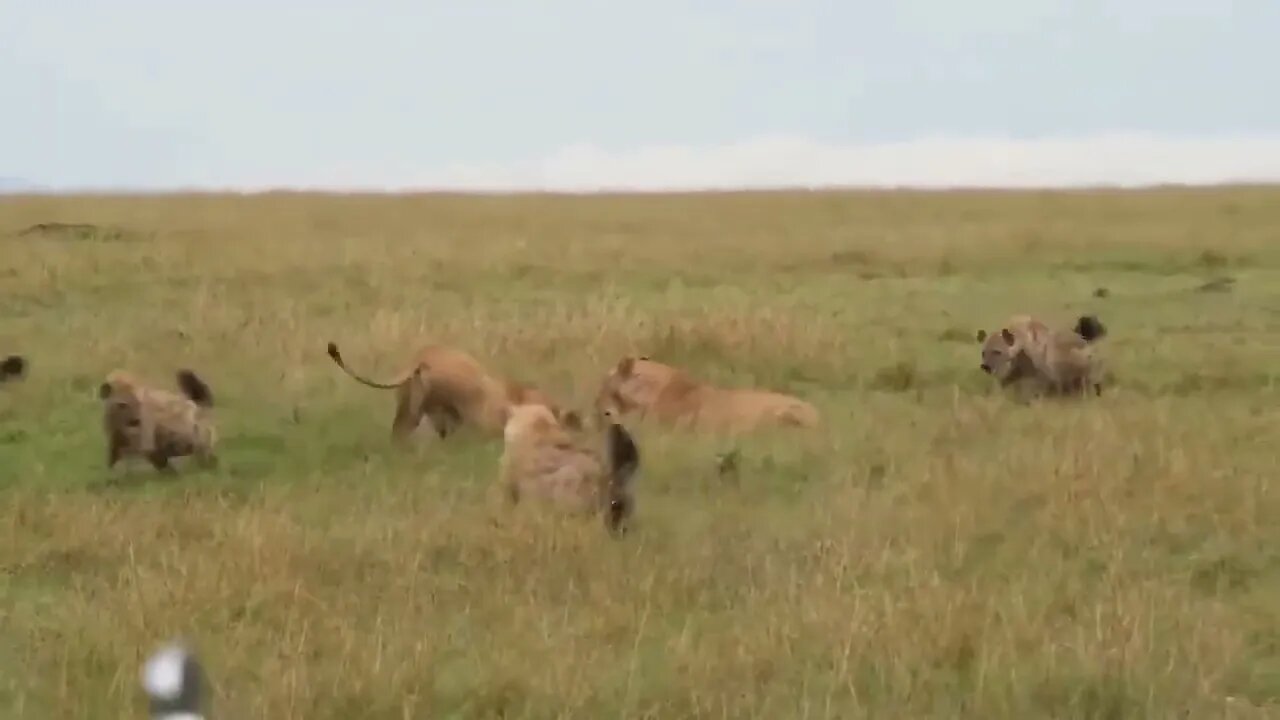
[2, 187, 1280, 719]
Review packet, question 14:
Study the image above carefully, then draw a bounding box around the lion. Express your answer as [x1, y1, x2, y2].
[99, 368, 218, 472]
[0, 355, 26, 383]
[975, 314, 1108, 397]
[593, 356, 820, 434]
[499, 403, 641, 535]
[327, 341, 582, 443]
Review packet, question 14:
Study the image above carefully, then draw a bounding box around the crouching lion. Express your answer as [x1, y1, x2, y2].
[975, 314, 1108, 397]
[500, 404, 641, 536]
[0, 355, 26, 383]
[594, 356, 820, 434]
[327, 341, 582, 444]
[99, 368, 218, 472]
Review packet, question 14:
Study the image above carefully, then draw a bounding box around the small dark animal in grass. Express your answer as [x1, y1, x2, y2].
[99, 369, 218, 473]
[0, 355, 26, 383]
[975, 314, 1108, 397]
[327, 340, 582, 444]
[141, 640, 211, 720]
[499, 404, 641, 536]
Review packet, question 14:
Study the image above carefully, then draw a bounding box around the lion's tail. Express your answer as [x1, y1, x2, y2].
[326, 341, 411, 390]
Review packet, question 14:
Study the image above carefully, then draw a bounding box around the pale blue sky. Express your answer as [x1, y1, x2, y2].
[4, 0, 1279, 190]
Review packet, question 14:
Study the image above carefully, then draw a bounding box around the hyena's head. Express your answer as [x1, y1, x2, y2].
[501, 402, 564, 447]
[975, 327, 1022, 381]
[99, 371, 145, 436]
[504, 382, 583, 432]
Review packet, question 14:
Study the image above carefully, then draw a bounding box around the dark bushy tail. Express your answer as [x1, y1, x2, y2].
[1074, 315, 1107, 343]
[142, 641, 209, 720]
[176, 369, 214, 407]
[603, 413, 641, 535]
[0, 355, 26, 382]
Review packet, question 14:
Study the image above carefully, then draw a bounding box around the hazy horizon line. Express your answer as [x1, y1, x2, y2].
[7, 132, 1280, 195]
[7, 182, 1280, 200]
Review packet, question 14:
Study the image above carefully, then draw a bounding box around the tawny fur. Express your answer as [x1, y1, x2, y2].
[499, 404, 640, 535]
[0, 355, 26, 383]
[975, 314, 1108, 397]
[327, 341, 580, 443]
[98, 368, 218, 472]
[594, 356, 820, 434]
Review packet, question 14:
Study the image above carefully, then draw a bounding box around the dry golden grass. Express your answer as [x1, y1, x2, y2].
[2, 187, 1280, 718]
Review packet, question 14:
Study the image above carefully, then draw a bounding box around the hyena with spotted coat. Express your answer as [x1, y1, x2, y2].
[99, 368, 218, 472]
[975, 314, 1108, 397]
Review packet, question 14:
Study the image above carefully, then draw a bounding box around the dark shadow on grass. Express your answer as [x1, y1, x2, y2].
[84, 470, 188, 494]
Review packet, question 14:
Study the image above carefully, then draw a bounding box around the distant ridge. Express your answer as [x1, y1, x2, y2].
[0, 177, 46, 193]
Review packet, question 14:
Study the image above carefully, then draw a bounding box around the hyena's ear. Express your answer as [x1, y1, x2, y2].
[975, 329, 987, 342]
[559, 409, 584, 431]
[1000, 328, 1016, 345]
[616, 357, 636, 377]
[98, 382, 112, 399]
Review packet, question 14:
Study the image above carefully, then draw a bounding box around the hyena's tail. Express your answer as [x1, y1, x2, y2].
[603, 410, 641, 534]
[326, 341, 414, 390]
[0, 355, 26, 382]
[1074, 315, 1107, 343]
[141, 640, 209, 720]
[175, 370, 214, 408]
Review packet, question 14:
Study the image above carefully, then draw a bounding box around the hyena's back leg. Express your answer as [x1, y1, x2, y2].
[147, 451, 177, 474]
[107, 436, 125, 468]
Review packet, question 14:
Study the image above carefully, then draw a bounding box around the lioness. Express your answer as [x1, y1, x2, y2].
[0, 355, 26, 383]
[975, 314, 1108, 397]
[99, 368, 218, 472]
[327, 341, 581, 443]
[594, 356, 820, 434]
[500, 403, 641, 535]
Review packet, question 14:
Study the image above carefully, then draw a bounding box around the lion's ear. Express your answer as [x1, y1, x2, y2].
[1000, 328, 1016, 345]
[616, 357, 635, 377]
[975, 329, 987, 342]
[98, 382, 112, 399]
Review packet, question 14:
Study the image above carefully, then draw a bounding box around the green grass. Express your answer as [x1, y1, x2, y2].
[2, 187, 1280, 718]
